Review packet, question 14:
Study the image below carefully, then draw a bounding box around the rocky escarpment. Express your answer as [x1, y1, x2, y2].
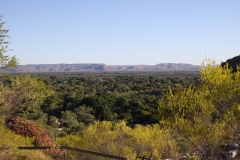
[221, 55, 240, 72]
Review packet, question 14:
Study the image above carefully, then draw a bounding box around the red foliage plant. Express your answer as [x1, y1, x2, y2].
[5, 116, 53, 146]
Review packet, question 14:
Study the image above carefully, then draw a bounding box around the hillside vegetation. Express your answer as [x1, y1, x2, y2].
[2, 15, 240, 159]
[2, 58, 238, 159]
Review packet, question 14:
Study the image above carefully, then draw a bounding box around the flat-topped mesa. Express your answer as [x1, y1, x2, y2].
[12, 63, 199, 72]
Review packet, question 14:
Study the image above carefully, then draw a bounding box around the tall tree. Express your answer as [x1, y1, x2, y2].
[0, 15, 18, 71]
[0, 16, 53, 115]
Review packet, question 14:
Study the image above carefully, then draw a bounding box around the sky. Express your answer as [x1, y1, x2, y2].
[1, 0, 240, 65]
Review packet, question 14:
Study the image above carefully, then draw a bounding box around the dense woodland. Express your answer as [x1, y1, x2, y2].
[8, 71, 200, 135]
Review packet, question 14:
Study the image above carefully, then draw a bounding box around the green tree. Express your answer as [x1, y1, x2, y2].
[0, 15, 18, 71]
[60, 110, 86, 134]
[74, 105, 95, 125]
[0, 74, 53, 115]
[60, 110, 79, 128]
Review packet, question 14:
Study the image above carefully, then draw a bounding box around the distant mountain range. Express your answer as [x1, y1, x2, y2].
[11, 63, 200, 72]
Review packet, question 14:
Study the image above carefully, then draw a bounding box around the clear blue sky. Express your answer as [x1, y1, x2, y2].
[1, 0, 240, 65]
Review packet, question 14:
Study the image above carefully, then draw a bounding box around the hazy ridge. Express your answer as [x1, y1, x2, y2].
[12, 63, 200, 72]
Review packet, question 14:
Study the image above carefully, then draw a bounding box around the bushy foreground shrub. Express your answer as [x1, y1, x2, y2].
[158, 59, 240, 159]
[57, 121, 178, 159]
